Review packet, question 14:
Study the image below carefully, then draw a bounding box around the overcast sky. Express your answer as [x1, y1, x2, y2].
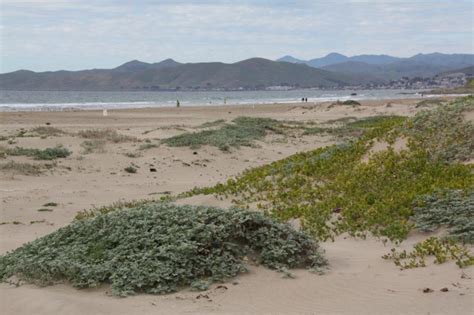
[0, 0, 473, 73]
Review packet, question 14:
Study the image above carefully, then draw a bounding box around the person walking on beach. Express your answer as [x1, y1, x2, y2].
[176, 99, 180, 108]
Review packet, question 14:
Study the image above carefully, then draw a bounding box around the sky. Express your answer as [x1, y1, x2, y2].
[0, 0, 473, 73]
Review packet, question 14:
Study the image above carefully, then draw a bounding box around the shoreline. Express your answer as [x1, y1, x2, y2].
[0, 93, 472, 113]
[0, 98, 443, 125]
[0, 89, 433, 112]
[1, 92, 469, 113]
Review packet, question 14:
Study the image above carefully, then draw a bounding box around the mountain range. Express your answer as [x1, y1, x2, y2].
[278, 53, 400, 67]
[1, 53, 473, 91]
[277, 53, 474, 83]
[0, 58, 353, 91]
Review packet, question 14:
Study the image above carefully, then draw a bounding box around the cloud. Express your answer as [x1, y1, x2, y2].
[0, 0, 473, 72]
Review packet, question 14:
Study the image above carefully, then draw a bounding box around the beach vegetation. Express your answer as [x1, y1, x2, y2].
[37, 208, 53, 212]
[180, 97, 474, 242]
[415, 98, 445, 108]
[163, 117, 282, 151]
[29, 126, 65, 137]
[124, 165, 137, 173]
[138, 143, 159, 150]
[406, 97, 473, 162]
[43, 202, 58, 207]
[196, 119, 226, 128]
[78, 129, 137, 143]
[382, 237, 473, 269]
[302, 115, 405, 139]
[413, 190, 473, 243]
[75, 199, 156, 220]
[124, 152, 141, 158]
[0, 161, 45, 175]
[0, 203, 326, 296]
[80, 140, 106, 154]
[4, 146, 71, 160]
[338, 100, 361, 106]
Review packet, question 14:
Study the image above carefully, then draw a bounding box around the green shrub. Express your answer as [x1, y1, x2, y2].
[163, 117, 281, 151]
[340, 100, 361, 106]
[124, 166, 137, 173]
[35, 147, 71, 160]
[0, 204, 326, 296]
[413, 190, 473, 243]
[6, 146, 71, 160]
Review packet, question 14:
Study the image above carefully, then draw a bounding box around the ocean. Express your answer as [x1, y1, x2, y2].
[0, 89, 426, 111]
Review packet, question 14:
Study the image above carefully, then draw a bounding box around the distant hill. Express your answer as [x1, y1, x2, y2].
[321, 60, 457, 82]
[277, 53, 403, 67]
[113, 59, 181, 72]
[306, 53, 349, 68]
[277, 55, 306, 64]
[278, 53, 474, 80]
[436, 65, 474, 77]
[349, 54, 400, 65]
[408, 53, 474, 68]
[278, 52, 473, 68]
[320, 61, 386, 83]
[0, 58, 354, 91]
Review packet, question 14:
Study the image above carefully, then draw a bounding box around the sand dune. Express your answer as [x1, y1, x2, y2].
[1, 98, 472, 315]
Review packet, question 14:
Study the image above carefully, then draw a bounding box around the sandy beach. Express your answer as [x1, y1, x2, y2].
[1, 98, 472, 315]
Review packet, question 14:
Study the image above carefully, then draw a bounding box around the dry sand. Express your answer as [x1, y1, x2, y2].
[1, 98, 472, 314]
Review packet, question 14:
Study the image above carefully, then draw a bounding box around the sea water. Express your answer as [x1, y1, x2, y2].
[0, 89, 427, 111]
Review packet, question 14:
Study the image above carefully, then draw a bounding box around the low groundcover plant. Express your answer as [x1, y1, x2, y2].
[0, 203, 326, 296]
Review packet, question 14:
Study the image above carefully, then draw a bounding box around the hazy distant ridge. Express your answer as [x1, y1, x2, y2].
[277, 53, 474, 81]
